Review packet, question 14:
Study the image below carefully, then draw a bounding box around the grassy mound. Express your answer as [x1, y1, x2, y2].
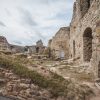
[0, 55, 94, 100]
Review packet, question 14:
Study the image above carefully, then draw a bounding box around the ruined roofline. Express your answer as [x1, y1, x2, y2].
[74, 0, 94, 4]
[55, 26, 70, 36]
[0, 35, 7, 40]
[71, 0, 95, 21]
[25, 45, 36, 47]
[10, 44, 25, 48]
[0, 35, 9, 43]
[59, 27, 70, 31]
[51, 27, 70, 39]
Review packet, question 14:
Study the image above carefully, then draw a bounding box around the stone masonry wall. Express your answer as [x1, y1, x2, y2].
[49, 27, 70, 59]
[47, 0, 100, 78]
[70, 0, 100, 78]
[0, 36, 10, 51]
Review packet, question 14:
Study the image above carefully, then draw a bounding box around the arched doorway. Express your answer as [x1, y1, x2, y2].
[59, 50, 65, 59]
[36, 47, 39, 53]
[83, 27, 93, 62]
[87, 0, 91, 8]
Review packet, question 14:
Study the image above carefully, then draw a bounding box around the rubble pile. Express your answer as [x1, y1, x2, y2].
[0, 68, 52, 100]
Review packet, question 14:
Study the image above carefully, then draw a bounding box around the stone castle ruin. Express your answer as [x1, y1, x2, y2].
[49, 0, 100, 79]
[25, 40, 45, 55]
[0, 0, 100, 79]
[48, 27, 70, 59]
[0, 36, 45, 55]
[0, 36, 10, 51]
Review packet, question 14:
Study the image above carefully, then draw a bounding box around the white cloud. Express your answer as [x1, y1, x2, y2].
[0, 0, 74, 46]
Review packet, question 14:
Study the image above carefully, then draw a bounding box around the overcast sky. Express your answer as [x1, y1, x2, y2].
[0, 0, 74, 46]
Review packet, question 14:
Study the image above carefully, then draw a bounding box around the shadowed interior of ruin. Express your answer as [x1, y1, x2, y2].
[80, 0, 91, 17]
[83, 27, 93, 62]
[36, 47, 39, 53]
[73, 40, 76, 57]
[98, 61, 100, 78]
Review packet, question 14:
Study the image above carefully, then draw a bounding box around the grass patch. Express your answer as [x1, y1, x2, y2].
[75, 72, 94, 82]
[0, 54, 94, 99]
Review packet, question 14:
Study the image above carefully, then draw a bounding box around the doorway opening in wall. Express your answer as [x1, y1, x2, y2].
[83, 27, 93, 62]
[59, 50, 65, 59]
[36, 47, 39, 53]
[73, 40, 75, 57]
[87, 0, 91, 8]
[98, 61, 100, 78]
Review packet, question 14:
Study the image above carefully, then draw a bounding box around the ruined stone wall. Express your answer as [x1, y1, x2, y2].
[48, 39, 52, 48]
[36, 40, 43, 47]
[0, 36, 10, 51]
[49, 27, 70, 59]
[36, 40, 45, 54]
[70, 0, 100, 78]
[26, 40, 45, 55]
[47, 0, 99, 78]
[10, 44, 25, 53]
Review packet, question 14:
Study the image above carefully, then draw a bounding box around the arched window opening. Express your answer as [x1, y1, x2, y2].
[83, 27, 93, 62]
[80, 0, 91, 17]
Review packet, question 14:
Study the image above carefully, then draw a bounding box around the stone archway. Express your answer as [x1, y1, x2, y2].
[87, 0, 91, 8]
[83, 27, 93, 62]
[36, 47, 39, 53]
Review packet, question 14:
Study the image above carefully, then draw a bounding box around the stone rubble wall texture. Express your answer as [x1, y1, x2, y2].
[49, 0, 100, 78]
[26, 40, 45, 55]
[36, 40, 45, 54]
[0, 68, 52, 100]
[70, 0, 100, 78]
[49, 27, 70, 59]
[0, 36, 10, 51]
